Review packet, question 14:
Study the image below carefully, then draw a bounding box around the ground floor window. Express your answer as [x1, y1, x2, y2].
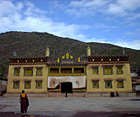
[24, 81, 31, 89]
[105, 80, 112, 88]
[92, 81, 99, 88]
[117, 80, 124, 88]
[13, 81, 19, 89]
[36, 81, 42, 89]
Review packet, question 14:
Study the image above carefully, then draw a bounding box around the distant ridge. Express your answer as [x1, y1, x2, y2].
[0, 31, 140, 77]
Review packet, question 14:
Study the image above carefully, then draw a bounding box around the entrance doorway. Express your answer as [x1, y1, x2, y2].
[61, 82, 73, 93]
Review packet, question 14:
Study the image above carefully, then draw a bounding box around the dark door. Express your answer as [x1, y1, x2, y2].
[61, 82, 73, 93]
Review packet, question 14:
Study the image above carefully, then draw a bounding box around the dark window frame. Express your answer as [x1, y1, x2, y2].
[36, 80, 42, 89]
[24, 81, 31, 89]
[36, 67, 43, 76]
[92, 66, 99, 75]
[61, 68, 72, 73]
[103, 66, 113, 75]
[24, 67, 33, 76]
[117, 80, 124, 88]
[105, 80, 112, 88]
[74, 68, 84, 73]
[13, 81, 20, 89]
[117, 66, 123, 75]
[14, 67, 20, 76]
[92, 80, 99, 88]
[50, 68, 59, 73]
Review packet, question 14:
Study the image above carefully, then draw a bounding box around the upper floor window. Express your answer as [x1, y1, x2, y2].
[74, 68, 84, 73]
[117, 66, 123, 74]
[36, 67, 43, 76]
[92, 66, 98, 75]
[61, 68, 72, 73]
[50, 68, 59, 74]
[24, 67, 33, 76]
[14, 67, 20, 76]
[13, 81, 19, 89]
[103, 66, 113, 75]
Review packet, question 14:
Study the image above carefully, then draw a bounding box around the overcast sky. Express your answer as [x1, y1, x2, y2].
[0, 0, 140, 50]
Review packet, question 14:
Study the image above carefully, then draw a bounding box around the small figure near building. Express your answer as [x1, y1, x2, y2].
[20, 90, 29, 113]
[65, 91, 67, 97]
[110, 92, 114, 97]
[116, 90, 119, 97]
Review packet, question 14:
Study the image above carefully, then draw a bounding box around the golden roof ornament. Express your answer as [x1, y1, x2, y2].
[62, 53, 73, 60]
[87, 45, 91, 56]
[57, 58, 60, 63]
[45, 47, 50, 56]
[78, 57, 80, 62]
[62, 55, 65, 59]
[70, 55, 73, 59]
[66, 53, 69, 59]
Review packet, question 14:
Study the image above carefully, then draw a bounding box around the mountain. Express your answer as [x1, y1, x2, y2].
[0, 31, 140, 77]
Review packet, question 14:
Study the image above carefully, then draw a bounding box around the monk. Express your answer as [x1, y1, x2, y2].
[20, 90, 29, 113]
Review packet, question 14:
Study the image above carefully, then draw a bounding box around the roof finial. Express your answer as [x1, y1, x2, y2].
[123, 49, 125, 55]
[78, 57, 80, 62]
[87, 45, 91, 56]
[45, 47, 50, 56]
[13, 52, 16, 57]
[57, 58, 60, 63]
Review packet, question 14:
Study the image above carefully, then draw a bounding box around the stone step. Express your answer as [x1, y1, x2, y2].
[48, 92, 85, 97]
[4, 93, 48, 97]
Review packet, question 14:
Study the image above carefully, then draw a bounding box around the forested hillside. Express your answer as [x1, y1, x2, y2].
[0, 31, 140, 77]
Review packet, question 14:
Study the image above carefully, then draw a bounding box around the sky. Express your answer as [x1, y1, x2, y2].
[0, 0, 140, 50]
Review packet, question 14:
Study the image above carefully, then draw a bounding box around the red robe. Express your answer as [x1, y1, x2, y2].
[20, 93, 29, 112]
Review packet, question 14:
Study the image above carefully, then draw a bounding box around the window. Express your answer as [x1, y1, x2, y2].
[117, 66, 123, 74]
[13, 81, 19, 89]
[14, 68, 20, 76]
[61, 68, 72, 73]
[92, 81, 99, 88]
[105, 80, 112, 88]
[50, 68, 59, 73]
[36, 81, 42, 89]
[117, 80, 124, 88]
[24, 68, 33, 76]
[92, 67, 98, 74]
[103, 66, 113, 75]
[36, 68, 43, 76]
[24, 81, 31, 89]
[74, 68, 84, 73]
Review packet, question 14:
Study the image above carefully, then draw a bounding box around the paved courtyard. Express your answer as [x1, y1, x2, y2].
[0, 96, 140, 116]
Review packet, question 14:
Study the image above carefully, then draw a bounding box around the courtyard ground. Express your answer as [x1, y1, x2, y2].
[0, 96, 140, 116]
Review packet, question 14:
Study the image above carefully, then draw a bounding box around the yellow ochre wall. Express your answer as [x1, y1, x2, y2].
[7, 64, 48, 94]
[7, 62, 132, 94]
[86, 63, 132, 93]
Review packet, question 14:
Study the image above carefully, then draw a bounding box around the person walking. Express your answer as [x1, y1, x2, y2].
[116, 90, 119, 97]
[20, 90, 29, 113]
